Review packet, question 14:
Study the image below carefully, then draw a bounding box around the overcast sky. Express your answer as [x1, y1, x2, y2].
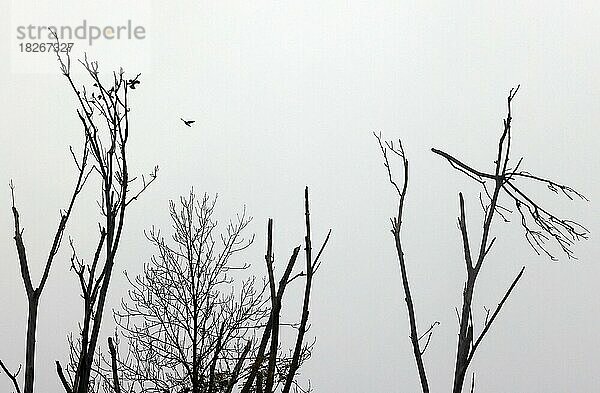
[1, 1, 599, 392]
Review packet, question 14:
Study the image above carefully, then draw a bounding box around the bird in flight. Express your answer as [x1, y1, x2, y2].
[180, 118, 195, 127]
[128, 73, 141, 89]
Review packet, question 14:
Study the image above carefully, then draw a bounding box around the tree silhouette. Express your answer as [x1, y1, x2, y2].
[0, 108, 91, 393]
[376, 87, 588, 393]
[100, 190, 263, 393]
[52, 47, 158, 393]
[89, 188, 329, 393]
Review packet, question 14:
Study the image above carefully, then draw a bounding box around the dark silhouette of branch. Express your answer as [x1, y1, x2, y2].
[240, 226, 301, 393]
[464, 266, 525, 370]
[241, 187, 329, 393]
[264, 220, 280, 393]
[281, 187, 327, 393]
[55, 361, 72, 393]
[432, 87, 587, 262]
[377, 86, 587, 393]
[418, 321, 440, 356]
[431, 87, 588, 393]
[2, 100, 90, 393]
[51, 45, 157, 393]
[375, 132, 433, 393]
[107, 338, 120, 393]
[0, 360, 22, 393]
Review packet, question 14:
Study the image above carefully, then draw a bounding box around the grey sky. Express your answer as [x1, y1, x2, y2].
[1, 1, 599, 392]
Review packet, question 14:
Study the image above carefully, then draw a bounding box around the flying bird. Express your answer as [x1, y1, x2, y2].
[180, 118, 195, 127]
[128, 73, 141, 89]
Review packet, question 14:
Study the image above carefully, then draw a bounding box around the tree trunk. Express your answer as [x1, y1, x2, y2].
[24, 294, 40, 393]
[453, 277, 475, 393]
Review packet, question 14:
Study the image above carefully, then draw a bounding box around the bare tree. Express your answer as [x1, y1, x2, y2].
[0, 115, 91, 393]
[376, 86, 588, 393]
[374, 133, 434, 393]
[239, 187, 330, 393]
[96, 190, 264, 393]
[93, 187, 329, 393]
[52, 49, 158, 393]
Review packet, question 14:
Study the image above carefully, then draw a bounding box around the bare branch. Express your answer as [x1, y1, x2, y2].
[464, 266, 525, 371]
[0, 359, 22, 393]
[375, 133, 430, 393]
[107, 338, 120, 393]
[56, 361, 72, 393]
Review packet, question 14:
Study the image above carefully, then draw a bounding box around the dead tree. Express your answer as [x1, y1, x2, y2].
[52, 49, 158, 393]
[0, 122, 91, 393]
[240, 187, 330, 393]
[376, 86, 588, 393]
[374, 133, 435, 393]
